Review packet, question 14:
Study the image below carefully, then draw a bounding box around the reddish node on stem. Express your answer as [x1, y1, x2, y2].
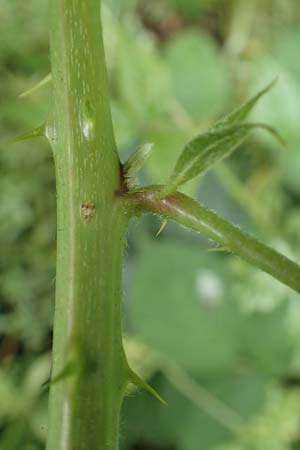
[115, 163, 130, 196]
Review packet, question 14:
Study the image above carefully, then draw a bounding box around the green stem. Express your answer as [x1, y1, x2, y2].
[126, 186, 300, 294]
[46, 1, 129, 449]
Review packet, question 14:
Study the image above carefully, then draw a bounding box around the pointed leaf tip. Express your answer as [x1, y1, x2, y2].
[215, 78, 277, 128]
[161, 122, 277, 198]
[130, 370, 167, 406]
[159, 79, 280, 198]
[124, 143, 154, 178]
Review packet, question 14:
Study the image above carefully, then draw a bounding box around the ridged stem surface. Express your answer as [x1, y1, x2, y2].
[47, 1, 128, 449]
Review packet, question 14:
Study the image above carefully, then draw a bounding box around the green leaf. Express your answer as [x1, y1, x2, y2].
[250, 58, 300, 194]
[164, 29, 229, 119]
[115, 24, 171, 122]
[169, 0, 217, 19]
[161, 122, 281, 197]
[215, 79, 276, 128]
[161, 370, 268, 450]
[124, 143, 154, 178]
[157, 80, 278, 197]
[272, 29, 300, 82]
[128, 239, 242, 373]
[243, 301, 300, 375]
[144, 124, 200, 196]
[122, 369, 268, 450]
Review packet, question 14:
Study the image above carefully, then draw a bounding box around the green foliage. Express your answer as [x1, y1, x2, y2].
[250, 30, 300, 194]
[129, 239, 241, 373]
[164, 29, 229, 119]
[0, 355, 49, 449]
[215, 80, 276, 128]
[160, 81, 278, 197]
[113, 21, 171, 128]
[124, 143, 154, 179]
[161, 123, 276, 196]
[169, 0, 218, 19]
[143, 124, 193, 191]
[128, 239, 300, 376]
[122, 370, 269, 450]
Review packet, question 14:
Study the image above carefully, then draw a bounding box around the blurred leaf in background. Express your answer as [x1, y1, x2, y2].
[164, 28, 229, 120]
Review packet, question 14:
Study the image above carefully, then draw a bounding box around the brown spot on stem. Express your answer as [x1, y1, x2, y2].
[81, 201, 96, 222]
[115, 163, 129, 196]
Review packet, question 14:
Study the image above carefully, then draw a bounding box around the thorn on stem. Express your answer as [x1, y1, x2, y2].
[4, 125, 45, 144]
[156, 218, 168, 237]
[129, 369, 167, 406]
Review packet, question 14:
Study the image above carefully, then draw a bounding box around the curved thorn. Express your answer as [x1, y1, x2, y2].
[5, 125, 46, 144]
[156, 218, 168, 237]
[129, 370, 167, 406]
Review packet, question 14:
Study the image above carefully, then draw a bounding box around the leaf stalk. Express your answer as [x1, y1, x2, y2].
[125, 186, 300, 294]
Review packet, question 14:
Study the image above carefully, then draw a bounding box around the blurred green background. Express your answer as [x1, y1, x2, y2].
[1, 0, 300, 449]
